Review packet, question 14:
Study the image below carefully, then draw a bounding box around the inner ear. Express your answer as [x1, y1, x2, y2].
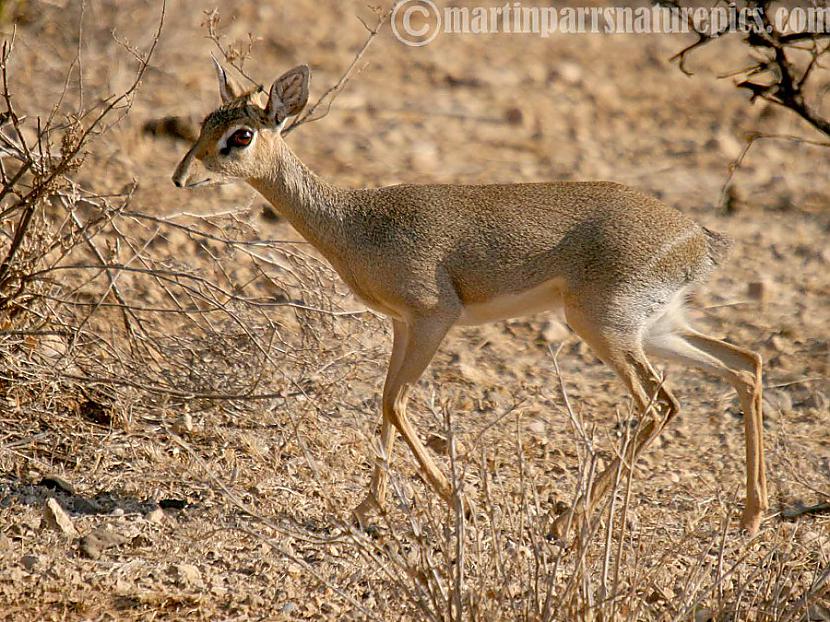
[266, 65, 310, 126]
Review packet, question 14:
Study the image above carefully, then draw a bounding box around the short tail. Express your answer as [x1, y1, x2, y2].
[702, 226, 733, 267]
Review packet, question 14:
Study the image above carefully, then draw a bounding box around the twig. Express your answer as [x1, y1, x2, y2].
[283, 7, 389, 135]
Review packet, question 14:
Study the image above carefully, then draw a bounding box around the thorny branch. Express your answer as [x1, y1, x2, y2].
[664, 0, 830, 139]
[202, 6, 390, 136]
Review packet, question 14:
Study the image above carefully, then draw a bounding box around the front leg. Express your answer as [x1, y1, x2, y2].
[353, 415, 397, 528]
[353, 313, 457, 525]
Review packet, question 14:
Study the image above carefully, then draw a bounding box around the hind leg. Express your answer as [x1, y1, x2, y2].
[553, 302, 680, 537]
[645, 327, 768, 533]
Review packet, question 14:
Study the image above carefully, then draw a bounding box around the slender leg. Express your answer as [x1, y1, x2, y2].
[646, 329, 768, 533]
[553, 304, 680, 538]
[385, 314, 457, 502]
[353, 320, 408, 526]
[581, 353, 680, 512]
[353, 314, 456, 525]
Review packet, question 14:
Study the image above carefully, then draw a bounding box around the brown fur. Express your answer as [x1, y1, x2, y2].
[172, 64, 768, 536]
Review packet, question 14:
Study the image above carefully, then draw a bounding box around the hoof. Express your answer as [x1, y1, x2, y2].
[551, 510, 576, 541]
[739, 509, 763, 536]
[352, 494, 383, 531]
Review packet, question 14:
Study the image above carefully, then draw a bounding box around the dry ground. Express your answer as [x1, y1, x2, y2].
[0, 0, 828, 620]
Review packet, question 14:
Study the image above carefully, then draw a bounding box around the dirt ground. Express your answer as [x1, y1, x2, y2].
[0, 1, 828, 620]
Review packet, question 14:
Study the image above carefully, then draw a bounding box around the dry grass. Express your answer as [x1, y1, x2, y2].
[0, 1, 828, 620]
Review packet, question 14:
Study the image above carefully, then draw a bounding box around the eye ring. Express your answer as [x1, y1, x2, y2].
[228, 128, 253, 149]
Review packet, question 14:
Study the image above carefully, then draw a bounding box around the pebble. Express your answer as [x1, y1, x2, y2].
[540, 319, 570, 344]
[552, 61, 582, 85]
[43, 498, 78, 538]
[144, 507, 165, 524]
[79, 525, 129, 560]
[807, 603, 830, 621]
[801, 391, 828, 411]
[747, 280, 770, 303]
[694, 608, 714, 622]
[20, 554, 40, 572]
[425, 433, 449, 455]
[763, 389, 793, 415]
[504, 107, 523, 126]
[172, 412, 193, 434]
[171, 563, 202, 587]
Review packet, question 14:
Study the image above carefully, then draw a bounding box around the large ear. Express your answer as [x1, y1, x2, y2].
[265, 65, 310, 126]
[211, 56, 244, 104]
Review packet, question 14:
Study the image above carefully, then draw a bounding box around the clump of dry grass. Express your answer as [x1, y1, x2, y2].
[242, 377, 828, 621]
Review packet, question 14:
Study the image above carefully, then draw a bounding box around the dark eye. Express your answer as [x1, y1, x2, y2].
[228, 129, 253, 149]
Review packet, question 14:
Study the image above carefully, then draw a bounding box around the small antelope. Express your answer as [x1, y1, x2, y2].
[172, 62, 768, 535]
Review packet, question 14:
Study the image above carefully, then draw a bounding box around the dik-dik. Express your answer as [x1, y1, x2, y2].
[172, 62, 768, 535]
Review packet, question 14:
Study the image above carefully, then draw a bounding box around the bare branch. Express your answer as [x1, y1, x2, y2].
[283, 7, 389, 135]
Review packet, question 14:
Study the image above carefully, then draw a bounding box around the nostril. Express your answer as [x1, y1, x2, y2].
[173, 178, 182, 188]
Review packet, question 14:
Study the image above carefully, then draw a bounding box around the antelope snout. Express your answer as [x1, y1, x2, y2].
[172, 145, 199, 188]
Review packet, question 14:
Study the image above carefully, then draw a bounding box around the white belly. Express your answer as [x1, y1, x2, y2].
[458, 277, 567, 325]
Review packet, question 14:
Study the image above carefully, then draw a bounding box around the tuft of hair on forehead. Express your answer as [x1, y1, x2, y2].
[219, 85, 266, 110]
[201, 100, 269, 133]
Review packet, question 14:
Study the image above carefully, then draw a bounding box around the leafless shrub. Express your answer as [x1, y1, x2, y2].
[663, 0, 830, 210]
[665, 0, 830, 138]
[203, 5, 390, 135]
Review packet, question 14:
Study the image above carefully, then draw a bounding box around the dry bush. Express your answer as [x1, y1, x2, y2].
[255, 370, 828, 621]
[664, 0, 830, 212]
[0, 4, 384, 432]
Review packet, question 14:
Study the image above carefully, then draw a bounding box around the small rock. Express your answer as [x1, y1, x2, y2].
[504, 107, 523, 125]
[20, 554, 40, 572]
[281, 602, 298, 615]
[551, 62, 582, 85]
[764, 389, 793, 415]
[79, 525, 129, 560]
[527, 418, 546, 436]
[807, 603, 830, 621]
[425, 433, 465, 456]
[170, 563, 202, 587]
[131, 534, 153, 548]
[93, 525, 129, 548]
[110, 508, 125, 517]
[747, 280, 770, 303]
[801, 391, 828, 412]
[694, 607, 714, 622]
[425, 433, 448, 455]
[144, 508, 165, 524]
[43, 498, 77, 537]
[79, 536, 104, 560]
[172, 412, 193, 434]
